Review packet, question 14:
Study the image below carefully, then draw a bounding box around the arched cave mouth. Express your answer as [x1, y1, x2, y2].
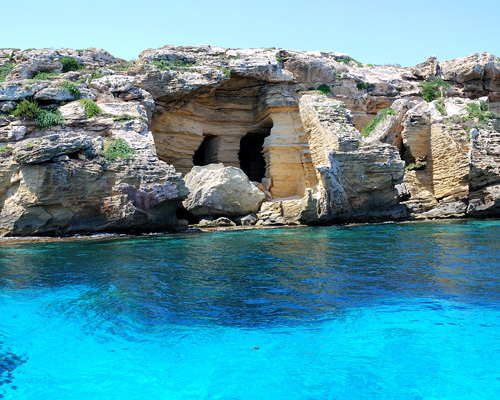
[238, 119, 273, 182]
[193, 135, 218, 166]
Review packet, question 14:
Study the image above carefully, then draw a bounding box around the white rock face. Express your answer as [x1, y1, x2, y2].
[99, 103, 147, 118]
[182, 164, 266, 217]
[0, 125, 27, 142]
[0, 81, 50, 101]
[34, 86, 95, 101]
[91, 75, 136, 93]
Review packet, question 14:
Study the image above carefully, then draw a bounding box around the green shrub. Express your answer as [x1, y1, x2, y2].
[317, 84, 332, 95]
[13, 98, 40, 119]
[221, 67, 231, 78]
[463, 102, 488, 123]
[480, 100, 489, 112]
[78, 99, 102, 118]
[57, 81, 81, 99]
[60, 57, 84, 72]
[422, 83, 436, 102]
[36, 109, 65, 130]
[435, 98, 446, 116]
[276, 54, 283, 63]
[33, 71, 60, 80]
[422, 77, 450, 102]
[357, 82, 369, 91]
[0, 62, 14, 82]
[102, 138, 135, 161]
[336, 57, 350, 64]
[361, 107, 397, 137]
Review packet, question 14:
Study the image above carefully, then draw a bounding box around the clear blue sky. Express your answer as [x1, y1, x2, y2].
[2, 0, 498, 67]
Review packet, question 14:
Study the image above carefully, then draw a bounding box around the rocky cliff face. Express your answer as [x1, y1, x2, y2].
[0, 46, 499, 235]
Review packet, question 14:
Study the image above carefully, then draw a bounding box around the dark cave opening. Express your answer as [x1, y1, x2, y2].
[238, 120, 273, 182]
[193, 135, 218, 166]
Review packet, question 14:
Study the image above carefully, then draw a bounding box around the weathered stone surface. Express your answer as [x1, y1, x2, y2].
[90, 75, 136, 93]
[198, 217, 236, 227]
[364, 99, 415, 148]
[0, 81, 50, 101]
[228, 49, 294, 82]
[1, 45, 500, 236]
[282, 50, 337, 84]
[298, 94, 406, 223]
[0, 125, 27, 142]
[182, 164, 266, 217]
[6, 48, 118, 81]
[59, 102, 90, 124]
[411, 56, 438, 80]
[99, 102, 147, 118]
[468, 185, 500, 217]
[13, 133, 93, 165]
[234, 212, 258, 226]
[34, 86, 95, 101]
[0, 150, 187, 236]
[0, 101, 16, 113]
[440, 52, 495, 83]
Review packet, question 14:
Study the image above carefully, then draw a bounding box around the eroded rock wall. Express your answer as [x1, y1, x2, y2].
[1, 45, 500, 235]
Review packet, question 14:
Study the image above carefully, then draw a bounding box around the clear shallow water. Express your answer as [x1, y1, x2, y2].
[1, 220, 500, 399]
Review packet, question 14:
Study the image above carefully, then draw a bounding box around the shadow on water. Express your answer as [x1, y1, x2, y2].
[1, 221, 500, 332]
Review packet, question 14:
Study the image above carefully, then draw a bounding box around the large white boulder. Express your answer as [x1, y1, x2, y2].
[182, 163, 266, 217]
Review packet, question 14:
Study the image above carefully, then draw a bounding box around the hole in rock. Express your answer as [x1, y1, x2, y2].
[238, 120, 273, 182]
[193, 135, 218, 166]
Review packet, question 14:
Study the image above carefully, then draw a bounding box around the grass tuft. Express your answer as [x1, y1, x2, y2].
[102, 138, 135, 161]
[78, 99, 102, 118]
[33, 71, 60, 80]
[57, 81, 81, 99]
[406, 161, 427, 171]
[36, 109, 65, 130]
[361, 108, 397, 137]
[0, 62, 14, 82]
[435, 98, 446, 116]
[13, 98, 40, 119]
[113, 114, 148, 123]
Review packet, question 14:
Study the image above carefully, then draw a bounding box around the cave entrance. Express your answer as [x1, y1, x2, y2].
[193, 135, 219, 166]
[238, 119, 273, 182]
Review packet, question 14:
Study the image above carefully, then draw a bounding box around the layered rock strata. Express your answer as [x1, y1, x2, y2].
[0, 46, 499, 235]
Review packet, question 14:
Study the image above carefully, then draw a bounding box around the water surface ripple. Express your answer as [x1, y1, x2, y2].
[1, 220, 500, 399]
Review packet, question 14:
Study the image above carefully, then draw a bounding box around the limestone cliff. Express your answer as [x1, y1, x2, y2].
[0, 46, 499, 235]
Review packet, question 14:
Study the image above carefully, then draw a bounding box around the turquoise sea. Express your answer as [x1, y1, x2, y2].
[1, 220, 500, 399]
